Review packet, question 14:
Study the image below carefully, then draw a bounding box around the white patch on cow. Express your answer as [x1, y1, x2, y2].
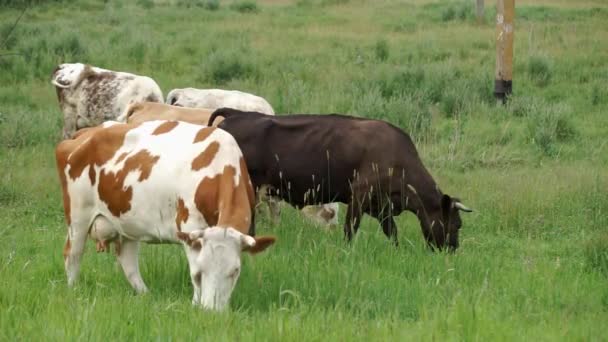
[166, 88, 275, 115]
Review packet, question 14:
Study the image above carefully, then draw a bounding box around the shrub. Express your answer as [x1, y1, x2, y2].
[374, 39, 389, 62]
[353, 88, 432, 142]
[0, 0, 63, 6]
[439, 1, 471, 22]
[377, 67, 425, 99]
[128, 41, 147, 65]
[136, 0, 154, 9]
[527, 103, 577, 156]
[528, 55, 551, 87]
[53, 33, 88, 60]
[0, 107, 61, 148]
[176, 0, 220, 10]
[230, 1, 258, 13]
[440, 87, 467, 118]
[584, 232, 608, 277]
[591, 84, 606, 106]
[508, 96, 538, 118]
[204, 48, 258, 84]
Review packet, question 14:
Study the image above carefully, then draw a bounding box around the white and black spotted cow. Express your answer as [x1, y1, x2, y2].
[52, 63, 163, 139]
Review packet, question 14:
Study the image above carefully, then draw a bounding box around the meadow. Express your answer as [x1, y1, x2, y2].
[1, 0, 607, 340]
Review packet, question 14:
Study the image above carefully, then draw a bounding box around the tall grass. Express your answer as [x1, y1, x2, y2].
[0, 0, 607, 340]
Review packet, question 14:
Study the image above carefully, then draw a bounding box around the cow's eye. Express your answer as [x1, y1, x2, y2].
[228, 268, 240, 279]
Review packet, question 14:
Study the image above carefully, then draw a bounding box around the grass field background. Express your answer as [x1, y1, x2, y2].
[1, 0, 607, 340]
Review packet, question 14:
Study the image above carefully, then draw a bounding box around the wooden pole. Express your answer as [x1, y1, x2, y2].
[476, 0, 484, 24]
[495, 0, 514, 103]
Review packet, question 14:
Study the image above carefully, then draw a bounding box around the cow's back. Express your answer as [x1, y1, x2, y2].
[58, 120, 252, 242]
[217, 113, 434, 206]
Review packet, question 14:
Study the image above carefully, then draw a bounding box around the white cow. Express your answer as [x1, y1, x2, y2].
[52, 63, 164, 139]
[166, 88, 275, 115]
[56, 120, 276, 311]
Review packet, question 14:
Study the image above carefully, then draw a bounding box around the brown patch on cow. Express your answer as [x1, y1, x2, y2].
[194, 272, 202, 286]
[66, 123, 138, 181]
[191, 141, 220, 171]
[152, 121, 179, 135]
[55, 143, 73, 225]
[116, 152, 129, 164]
[193, 127, 216, 143]
[72, 127, 97, 139]
[194, 163, 254, 233]
[98, 149, 160, 217]
[88, 164, 96, 185]
[175, 198, 189, 231]
[240, 157, 256, 211]
[63, 237, 71, 260]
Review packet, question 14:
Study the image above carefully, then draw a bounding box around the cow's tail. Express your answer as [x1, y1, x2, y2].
[207, 107, 242, 126]
[117, 102, 142, 123]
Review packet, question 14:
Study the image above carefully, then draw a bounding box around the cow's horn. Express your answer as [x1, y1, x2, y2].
[454, 202, 473, 212]
[52, 79, 71, 89]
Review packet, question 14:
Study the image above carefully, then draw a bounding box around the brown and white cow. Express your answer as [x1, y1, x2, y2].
[55, 120, 276, 310]
[52, 63, 164, 139]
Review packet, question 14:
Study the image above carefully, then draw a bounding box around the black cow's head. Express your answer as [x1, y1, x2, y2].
[426, 194, 472, 252]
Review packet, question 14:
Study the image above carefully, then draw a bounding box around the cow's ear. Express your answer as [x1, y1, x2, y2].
[241, 235, 277, 254]
[177, 230, 205, 250]
[441, 194, 453, 217]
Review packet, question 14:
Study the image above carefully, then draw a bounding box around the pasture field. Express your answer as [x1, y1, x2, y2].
[1, 0, 607, 340]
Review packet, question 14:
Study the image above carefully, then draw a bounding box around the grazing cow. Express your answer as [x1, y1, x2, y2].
[122, 101, 339, 228]
[52, 63, 164, 139]
[117, 101, 218, 126]
[166, 88, 275, 115]
[208, 108, 472, 251]
[55, 120, 276, 311]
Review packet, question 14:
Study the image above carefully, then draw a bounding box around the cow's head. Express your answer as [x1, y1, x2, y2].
[426, 194, 472, 252]
[51, 63, 87, 89]
[177, 227, 276, 311]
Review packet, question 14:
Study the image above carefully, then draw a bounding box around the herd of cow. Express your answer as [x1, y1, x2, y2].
[52, 63, 472, 311]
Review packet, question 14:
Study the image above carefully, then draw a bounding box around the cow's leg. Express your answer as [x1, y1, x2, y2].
[380, 216, 399, 246]
[248, 210, 256, 237]
[344, 199, 363, 241]
[116, 239, 148, 294]
[373, 197, 399, 246]
[64, 222, 89, 287]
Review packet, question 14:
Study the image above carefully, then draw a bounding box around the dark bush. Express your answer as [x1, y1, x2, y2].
[528, 56, 551, 87]
[204, 49, 258, 84]
[374, 39, 389, 62]
[230, 1, 258, 13]
[585, 232, 608, 277]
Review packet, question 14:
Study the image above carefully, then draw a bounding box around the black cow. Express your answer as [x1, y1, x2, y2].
[208, 108, 472, 250]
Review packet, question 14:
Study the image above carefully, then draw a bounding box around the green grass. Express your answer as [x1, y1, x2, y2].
[1, 0, 608, 340]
